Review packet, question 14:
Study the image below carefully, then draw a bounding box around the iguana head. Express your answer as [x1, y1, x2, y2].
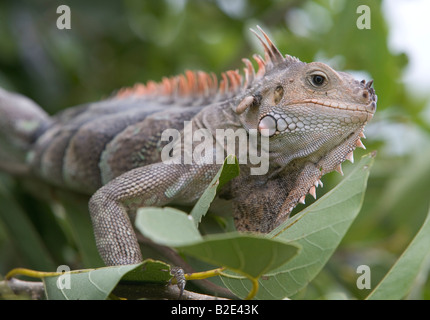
[231, 27, 376, 232]
[236, 28, 376, 165]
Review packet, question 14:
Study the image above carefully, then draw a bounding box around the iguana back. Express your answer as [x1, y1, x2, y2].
[28, 96, 207, 194]
[1, 67, 245, 195]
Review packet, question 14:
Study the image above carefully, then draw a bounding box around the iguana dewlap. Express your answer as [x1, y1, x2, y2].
[0, 27, 376, 266]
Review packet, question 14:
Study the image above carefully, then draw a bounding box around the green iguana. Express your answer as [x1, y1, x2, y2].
[0, 27, 376, 267]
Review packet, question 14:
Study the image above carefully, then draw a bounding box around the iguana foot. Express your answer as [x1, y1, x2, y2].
[170, 266, 186, 298]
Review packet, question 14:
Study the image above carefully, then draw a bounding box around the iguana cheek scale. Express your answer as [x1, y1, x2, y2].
[0, 27, 376, 266]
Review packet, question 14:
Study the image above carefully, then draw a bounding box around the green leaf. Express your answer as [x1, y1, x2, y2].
[43, 259, 171, 300]
[135, 206, 299, 281]
[190, 154, 239, 227]
[178, 233, 299, 279]
[136, 207, 202, 247]
[366, 204, 430, 300]
[222, 152, 375, 299]
[135, 156, 239, 246]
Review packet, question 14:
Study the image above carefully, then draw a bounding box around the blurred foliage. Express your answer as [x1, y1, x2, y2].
[0, 0, 429, 299]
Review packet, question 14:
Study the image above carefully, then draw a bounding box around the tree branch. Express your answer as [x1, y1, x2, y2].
[0, 278, 45, 300]
[0, 278, 229, 300]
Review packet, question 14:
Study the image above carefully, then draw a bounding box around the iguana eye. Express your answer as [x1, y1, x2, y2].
[311, 74, 325, 86]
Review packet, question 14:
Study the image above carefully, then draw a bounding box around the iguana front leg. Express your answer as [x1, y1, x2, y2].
[89, 162, 218, 266]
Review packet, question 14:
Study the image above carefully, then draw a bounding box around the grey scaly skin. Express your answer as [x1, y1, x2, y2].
[0, 27, 376, 266]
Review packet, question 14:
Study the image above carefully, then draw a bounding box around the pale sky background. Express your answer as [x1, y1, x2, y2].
[367, 0, 430, 156]
[383, 0, 430, 96]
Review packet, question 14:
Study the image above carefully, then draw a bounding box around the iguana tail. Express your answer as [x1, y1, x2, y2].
[0, 88, 51, 175]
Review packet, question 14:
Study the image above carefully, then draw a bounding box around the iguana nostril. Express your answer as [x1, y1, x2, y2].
[367, 101, 377, 113]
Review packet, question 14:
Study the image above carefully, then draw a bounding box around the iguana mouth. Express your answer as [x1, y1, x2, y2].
[259, 102, 373, 138]
[298, 99, 376, 115]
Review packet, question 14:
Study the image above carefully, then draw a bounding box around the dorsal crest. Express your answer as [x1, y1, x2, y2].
[115, 26, 300, 102]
